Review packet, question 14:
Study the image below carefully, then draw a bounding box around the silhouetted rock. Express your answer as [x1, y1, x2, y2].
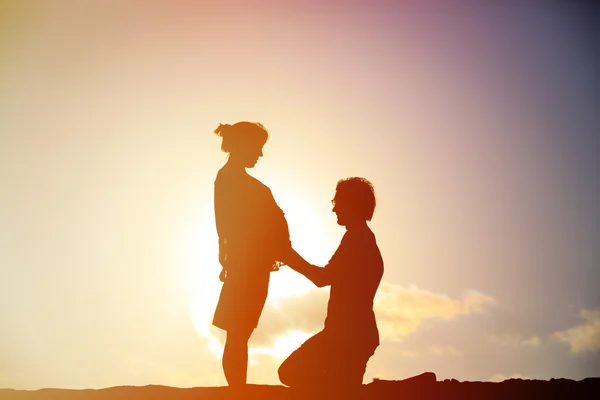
[1, 375, 598, 399]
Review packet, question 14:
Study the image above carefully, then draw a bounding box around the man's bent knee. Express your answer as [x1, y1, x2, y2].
[278, 358, 295, 387]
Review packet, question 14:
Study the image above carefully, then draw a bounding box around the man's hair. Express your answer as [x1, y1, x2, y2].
[335, 177, 377, 221]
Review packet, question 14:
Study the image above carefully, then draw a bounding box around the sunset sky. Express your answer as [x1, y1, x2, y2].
[1, 0, 599, 390]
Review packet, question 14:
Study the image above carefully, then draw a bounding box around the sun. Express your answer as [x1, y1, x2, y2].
[265, 185, 341, 300]
[179, 177, 340, 363]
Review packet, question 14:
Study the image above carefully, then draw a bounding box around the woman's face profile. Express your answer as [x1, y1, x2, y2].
[237, 141, 264, 168]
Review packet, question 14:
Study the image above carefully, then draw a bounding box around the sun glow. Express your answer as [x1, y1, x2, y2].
[249, 330, 313, 359]
[180, 180, 338, 360]
[179, 201, 223, 358]
[266, 181, 342, 300]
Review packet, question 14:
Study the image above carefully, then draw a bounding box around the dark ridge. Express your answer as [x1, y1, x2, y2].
[1, 373, 598, 399]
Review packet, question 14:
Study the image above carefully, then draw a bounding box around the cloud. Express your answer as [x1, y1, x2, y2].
[552, 308, 600, 353]
[397, 350, 419, 358]
[374, 282, 495, 342]
[378, 345, 461, 360]
[250, 330, 314, 361]
[487, 308, 600, 354]
[489, 334, 542, 348]
[427, 346, 461, 356]
[252, 288, 329, 346]
[194, 281, 495, 367]
[489, 373, 532, 382]
[521, 335, 542, 348]
[189, 285, 329, 362]
[256, 281, 496, 346]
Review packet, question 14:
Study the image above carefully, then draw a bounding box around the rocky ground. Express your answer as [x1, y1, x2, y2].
[1, 373, 598, 399]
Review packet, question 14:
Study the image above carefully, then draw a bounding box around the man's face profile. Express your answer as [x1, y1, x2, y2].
[332, 193, 355, 226]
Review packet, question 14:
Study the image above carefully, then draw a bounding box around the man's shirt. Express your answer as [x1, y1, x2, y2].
[322, 224, 384, 347]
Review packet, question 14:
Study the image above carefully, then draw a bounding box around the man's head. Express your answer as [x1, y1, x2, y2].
[332, 177, 376, 226]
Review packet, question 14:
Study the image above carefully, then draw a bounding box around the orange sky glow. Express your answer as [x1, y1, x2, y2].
[1, 0, 599, 389]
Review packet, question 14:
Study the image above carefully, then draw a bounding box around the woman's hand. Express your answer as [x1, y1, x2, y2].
[218, 255, 228, 281]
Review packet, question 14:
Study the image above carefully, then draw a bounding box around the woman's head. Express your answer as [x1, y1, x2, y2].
[214, 122, 269, 168]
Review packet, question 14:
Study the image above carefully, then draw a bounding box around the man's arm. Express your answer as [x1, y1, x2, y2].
[284, 248, 333, 288]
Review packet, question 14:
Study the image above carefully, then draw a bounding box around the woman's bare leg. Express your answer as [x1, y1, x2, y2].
[223, 328, 253, 387]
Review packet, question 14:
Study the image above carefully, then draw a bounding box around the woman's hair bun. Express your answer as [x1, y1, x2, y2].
[214, 121, 268, 154]
[214, 123, 232, 137]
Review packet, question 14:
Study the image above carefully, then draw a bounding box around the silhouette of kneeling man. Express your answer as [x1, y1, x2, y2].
[280, 177, 384, 397]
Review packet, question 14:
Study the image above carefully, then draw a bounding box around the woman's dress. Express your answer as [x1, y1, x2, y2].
[212, 166, 290, 332]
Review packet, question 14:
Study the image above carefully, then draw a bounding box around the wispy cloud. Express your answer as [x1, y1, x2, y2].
[397, 349, 420, 358]
[374, 282, 495, 342]
[256, 281, 497, 347]
[252, 288, 329, 345]
[552, 308, 600, 353]
[489, 334, 543, 348]
[245, 281, 494, 361]
[521, 335, 543, 348]
[249, 330, 313, 360]
[427, 346, 461, 356]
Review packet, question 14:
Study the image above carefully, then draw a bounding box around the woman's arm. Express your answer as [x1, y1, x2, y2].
[214, 181, 231, 279]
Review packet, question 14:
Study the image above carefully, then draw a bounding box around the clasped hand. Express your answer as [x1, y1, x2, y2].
[217, 244, 300, 282]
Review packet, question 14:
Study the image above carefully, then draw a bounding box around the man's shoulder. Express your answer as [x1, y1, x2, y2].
[346, 225, 377, 245]
[338, 226, 379, 261]
[353, 226, 382, 260]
